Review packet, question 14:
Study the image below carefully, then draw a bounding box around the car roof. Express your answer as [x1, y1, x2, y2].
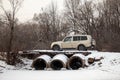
[66, 34, 91, 37]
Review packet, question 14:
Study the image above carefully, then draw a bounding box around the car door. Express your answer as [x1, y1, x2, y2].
[61, 36, 73, 49]
[72, 36, 81, 48]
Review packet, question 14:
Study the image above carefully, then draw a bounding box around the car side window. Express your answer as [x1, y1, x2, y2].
[81, 36, 87, 40]
[64, 37, 72, 42]
[73, 36, 80, 41]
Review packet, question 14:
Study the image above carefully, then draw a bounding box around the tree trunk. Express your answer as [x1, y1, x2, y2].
[6, 21, 17, 65]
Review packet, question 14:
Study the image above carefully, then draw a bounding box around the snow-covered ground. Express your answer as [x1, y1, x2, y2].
[0, 58, 33, 72]
[0, 51, 120, 80]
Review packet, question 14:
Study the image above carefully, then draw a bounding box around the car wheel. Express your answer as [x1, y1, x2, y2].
[52, 45, 60, 51]
[78, 45, 87, 51]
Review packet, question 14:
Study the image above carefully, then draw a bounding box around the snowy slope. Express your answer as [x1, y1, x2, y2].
[0, 58, 33, 73]
[0, 69, 120, 80]
[0, 51, 120, 80]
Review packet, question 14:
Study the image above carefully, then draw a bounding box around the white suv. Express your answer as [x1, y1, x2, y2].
[51, 35, 96, 51]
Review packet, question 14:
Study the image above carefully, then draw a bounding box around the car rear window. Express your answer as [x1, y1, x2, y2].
[81, 36, 87, 40]
[73, 36, 87, 41]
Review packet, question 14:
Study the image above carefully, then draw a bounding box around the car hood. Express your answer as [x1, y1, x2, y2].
[52, 41, 63, 44]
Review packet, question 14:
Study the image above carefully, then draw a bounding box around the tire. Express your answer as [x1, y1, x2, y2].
[78, 45, 87, 51]
[52, 45, 60, 51]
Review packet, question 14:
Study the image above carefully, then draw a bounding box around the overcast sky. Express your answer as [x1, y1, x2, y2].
[0, 0, 64, 22]
[17, 0, 64, 22]
[1, 0, 101, 22]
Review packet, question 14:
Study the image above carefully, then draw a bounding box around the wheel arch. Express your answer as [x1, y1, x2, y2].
[52, 44, 61, 49]
[77, 44, 86, 50]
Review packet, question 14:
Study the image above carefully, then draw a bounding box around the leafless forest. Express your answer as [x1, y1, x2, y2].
[0, 0, 120, 65]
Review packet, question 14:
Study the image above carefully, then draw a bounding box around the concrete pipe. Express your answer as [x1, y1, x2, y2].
[50, 54, 68, 70]
[32, 55, 51, 70]
[68, 54, 85, 70]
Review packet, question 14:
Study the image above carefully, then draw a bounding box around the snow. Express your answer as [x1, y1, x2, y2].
[28, 50, 92, 54]
[37, 55, 52, 63]
[0, 58, 33, 73]
[0, 69, 120, 80]
[51, 54, 68, 64]
[0, 51, 120, 80]
[72, 53, 85, 59]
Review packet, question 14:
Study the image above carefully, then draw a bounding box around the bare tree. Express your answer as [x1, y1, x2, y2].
[33, 2, 66, 49]
[65, 0, 97, 35]
[93, 0, 120, 51]
[0, 0, 24, 65]
[65, 0, 81, 33]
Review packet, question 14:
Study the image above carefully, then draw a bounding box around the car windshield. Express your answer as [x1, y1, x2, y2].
[63, 37, 72, 42]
